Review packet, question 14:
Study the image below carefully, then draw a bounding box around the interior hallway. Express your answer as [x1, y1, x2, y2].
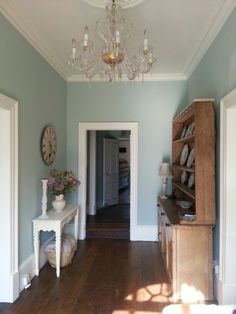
[86, 186, 130, 239]
[86, 204, 130, 239]
[0, 240, 172, 314]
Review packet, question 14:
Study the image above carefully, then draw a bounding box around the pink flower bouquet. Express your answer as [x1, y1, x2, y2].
[47, 169, 80, 196]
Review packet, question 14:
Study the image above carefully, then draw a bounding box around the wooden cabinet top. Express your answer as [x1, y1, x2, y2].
[158, 198, 215, 227]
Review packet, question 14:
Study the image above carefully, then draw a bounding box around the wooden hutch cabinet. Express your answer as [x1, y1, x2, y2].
[158, 99, 215, 302]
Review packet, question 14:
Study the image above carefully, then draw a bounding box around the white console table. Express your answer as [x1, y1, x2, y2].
[32, 204, 79, 277]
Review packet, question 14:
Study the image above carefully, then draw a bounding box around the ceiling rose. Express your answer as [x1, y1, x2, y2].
[82, 0, 147, 9]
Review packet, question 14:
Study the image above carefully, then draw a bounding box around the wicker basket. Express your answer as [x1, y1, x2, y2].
[45, 234, 76, 268]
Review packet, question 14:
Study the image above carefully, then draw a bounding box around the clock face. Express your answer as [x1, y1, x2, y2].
[41, 126, 57, 165]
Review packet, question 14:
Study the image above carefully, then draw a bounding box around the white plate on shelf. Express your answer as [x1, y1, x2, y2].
[185, 122, 195, 138]
[180, 144, 189, 166]
[181, 171, 188, 184]
[176, 200, 192, 209]
[187, 148, 195, 167]
[180, 125, 187, 139]
[188, 173, 195, 188]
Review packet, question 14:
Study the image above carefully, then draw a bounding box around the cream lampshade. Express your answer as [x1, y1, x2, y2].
[159, 163, 171, 199]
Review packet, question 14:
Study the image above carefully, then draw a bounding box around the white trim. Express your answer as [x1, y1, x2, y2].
[0, 0, 67, 80]
[78, 122, 138, 240]
[0, 93, 18, 303]
[88, 131, 96, 215]
[19, 236, 53, 292]
[130, 225, 157, 241]
[183, 0, 236, 78]
[219, 88, 236, 304]
[218, 279, 236, 305]
[67, 73, 187, 82]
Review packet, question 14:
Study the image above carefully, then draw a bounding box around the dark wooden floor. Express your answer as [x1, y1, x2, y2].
[0, 240, 172, 314]
[86, 204, 130, 238]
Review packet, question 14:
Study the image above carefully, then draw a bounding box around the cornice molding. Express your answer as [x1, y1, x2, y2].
[67, 73, 187, 82]
[183, 0, 236, 78]
[0, 0, 67, 80]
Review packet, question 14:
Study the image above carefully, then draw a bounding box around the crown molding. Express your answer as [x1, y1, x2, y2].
[183, 0, 236, 78]
[0, 0, 68, 80]
[67, 73, 187, 82]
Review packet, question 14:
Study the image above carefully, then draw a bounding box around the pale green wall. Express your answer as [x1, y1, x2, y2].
[0, 14, 67, 264]
[187, 7, 236, 260]
[67, 82, 187, 225]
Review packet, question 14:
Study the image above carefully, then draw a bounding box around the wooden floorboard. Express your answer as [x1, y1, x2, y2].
[86, 204, 130, 239]
[0, 240, 172, 314]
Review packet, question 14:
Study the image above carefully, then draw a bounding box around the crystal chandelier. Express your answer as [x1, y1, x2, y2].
[68, 0, 156, 82]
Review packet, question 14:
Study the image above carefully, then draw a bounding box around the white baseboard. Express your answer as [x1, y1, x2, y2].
[218, 277, 236, 305]
[214, 272, 219, 303]
[19, 236, 54, 292]
[86, 204, 96, 216]
[0, 271, 19, 303]
[130, 225, 157, 241]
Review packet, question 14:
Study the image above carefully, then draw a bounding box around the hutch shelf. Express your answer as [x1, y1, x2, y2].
[158, 99, 216, 302]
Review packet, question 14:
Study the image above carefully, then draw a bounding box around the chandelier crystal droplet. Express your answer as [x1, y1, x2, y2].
[68, 0, 157, 82]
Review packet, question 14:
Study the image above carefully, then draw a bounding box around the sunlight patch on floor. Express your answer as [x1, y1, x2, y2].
[125, 283, 172, 303]
[113, 311, 161, 314]
[172, 283, 205, 303]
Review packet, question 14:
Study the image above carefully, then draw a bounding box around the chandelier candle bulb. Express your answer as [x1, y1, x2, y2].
[115, 30, 120, 44]
[83, 27, 89, 47]
[72, 40, 76, 56]
[148, 52, 153, 63]
[144, 29, 148, 51]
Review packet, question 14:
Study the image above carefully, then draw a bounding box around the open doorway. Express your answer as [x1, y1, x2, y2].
[0, 94, 18, 303]
[78, 122, 138, 241]
[86, 130, 130, 239]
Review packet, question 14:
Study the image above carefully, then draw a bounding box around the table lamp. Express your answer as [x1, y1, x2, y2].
[159, 163, 171, 199]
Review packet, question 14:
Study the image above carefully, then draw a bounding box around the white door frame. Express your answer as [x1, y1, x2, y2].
[78, 122, 138, 240]
[0, 93, 19, 302]
[87, 131, 96, 216]
[219, 89, 236, 304]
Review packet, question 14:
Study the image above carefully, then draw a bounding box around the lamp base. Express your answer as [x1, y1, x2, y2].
[160, 195, 168, 199]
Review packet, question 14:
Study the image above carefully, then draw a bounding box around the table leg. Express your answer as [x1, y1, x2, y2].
[74, 208, 79, 249]
[55, 230, 61, 277]
[33, 226, 40, 276]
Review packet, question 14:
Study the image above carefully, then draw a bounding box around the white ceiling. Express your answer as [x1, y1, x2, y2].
[0, 0, 235, 81]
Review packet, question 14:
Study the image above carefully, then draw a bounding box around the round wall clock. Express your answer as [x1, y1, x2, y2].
[41, 125, 57, 165]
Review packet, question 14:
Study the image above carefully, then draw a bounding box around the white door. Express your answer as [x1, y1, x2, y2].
[103, 138, 119, 206]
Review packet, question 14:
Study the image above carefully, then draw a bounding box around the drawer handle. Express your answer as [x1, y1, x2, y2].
[161, 213, 165, 216]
